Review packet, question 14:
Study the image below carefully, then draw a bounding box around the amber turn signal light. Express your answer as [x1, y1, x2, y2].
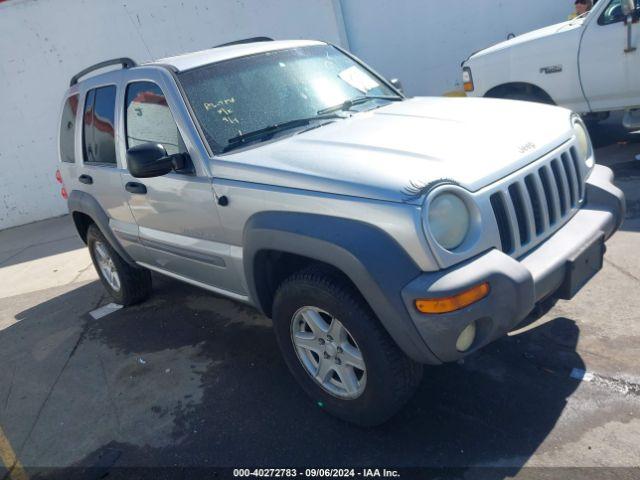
[415, 282, 490, 314]
[462, 67, 474, 92]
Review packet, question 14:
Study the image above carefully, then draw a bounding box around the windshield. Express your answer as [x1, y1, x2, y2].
[177, 44, 400, 153]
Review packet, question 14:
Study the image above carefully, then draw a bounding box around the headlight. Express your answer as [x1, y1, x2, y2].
[572, 115, 594, 168]
[427, 192, 471, 250]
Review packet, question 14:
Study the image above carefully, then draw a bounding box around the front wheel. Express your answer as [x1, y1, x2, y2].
[272, 267, 423, 426]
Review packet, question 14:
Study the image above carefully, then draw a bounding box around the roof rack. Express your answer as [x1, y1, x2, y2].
[214, 37, 274, 48]
[70, 57, 137, 87]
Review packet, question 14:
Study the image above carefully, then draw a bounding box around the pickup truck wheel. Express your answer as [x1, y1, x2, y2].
[87, 224, 152, 306]
[272, 267, 423, 426]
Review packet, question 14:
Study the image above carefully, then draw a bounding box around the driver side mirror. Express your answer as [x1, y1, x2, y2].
[389, 78, 404, 94]
[127, 143, 188, 178]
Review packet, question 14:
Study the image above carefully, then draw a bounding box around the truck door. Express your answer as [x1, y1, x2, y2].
[579, 0, 640, 111]
[120, 72, 245, 299]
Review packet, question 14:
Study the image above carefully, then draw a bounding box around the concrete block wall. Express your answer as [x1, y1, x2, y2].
[338, 0, 572, 96]
[0, 0, 346, 229]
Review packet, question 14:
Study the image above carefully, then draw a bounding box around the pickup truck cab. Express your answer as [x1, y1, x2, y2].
[58, 38, 624, 425]
[462, 0, 640, 128]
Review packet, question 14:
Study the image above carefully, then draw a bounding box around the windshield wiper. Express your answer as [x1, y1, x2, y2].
[222, 113, 345, 153]
[317, 95, 403, 115]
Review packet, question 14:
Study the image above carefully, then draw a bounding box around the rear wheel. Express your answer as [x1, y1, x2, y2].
[87, 224, 152, 306]
[272, 267, 423, 426]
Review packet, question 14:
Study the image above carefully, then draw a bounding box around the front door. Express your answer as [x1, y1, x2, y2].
[120, 73, 244, 298]
[579, 0, 640, 111]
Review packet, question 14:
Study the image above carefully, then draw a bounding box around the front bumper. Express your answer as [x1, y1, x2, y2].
[401, 165, 625, 363]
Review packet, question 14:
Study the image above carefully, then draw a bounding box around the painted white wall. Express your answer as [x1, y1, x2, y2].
[0, 0, 346, 229]
[0, 0, 577, 229]
[338, 0, 572, 96]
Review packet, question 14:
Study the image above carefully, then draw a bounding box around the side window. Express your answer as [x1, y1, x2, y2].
[125, 81, 186, 156]
[82, 89, 95, 162]
[59, 94, 79, 163]
[83, 86, 117, 165]
[599, 0, 640, 25]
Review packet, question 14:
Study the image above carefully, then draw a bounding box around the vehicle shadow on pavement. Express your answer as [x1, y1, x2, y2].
[5, 274, 587, 479]
[610, 160, 640, 232]
[587, 113, 639, 151]
[587, 118, 640, 234]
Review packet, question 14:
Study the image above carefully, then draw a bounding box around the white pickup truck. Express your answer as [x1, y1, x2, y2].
[462, 0, 640, 128]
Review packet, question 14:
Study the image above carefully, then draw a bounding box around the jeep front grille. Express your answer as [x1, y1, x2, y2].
[489, 145, 587, 257]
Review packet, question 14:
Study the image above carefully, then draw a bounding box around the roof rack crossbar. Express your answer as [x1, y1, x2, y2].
[70, 57, 137, 87]
[214, 37, 274, 48]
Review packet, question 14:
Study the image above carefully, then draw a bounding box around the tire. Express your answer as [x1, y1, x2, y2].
[86, 223, 152, 306]
[272, 267, 423, 426]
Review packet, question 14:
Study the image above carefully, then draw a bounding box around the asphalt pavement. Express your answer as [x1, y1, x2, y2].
[0, 115, 638, 479]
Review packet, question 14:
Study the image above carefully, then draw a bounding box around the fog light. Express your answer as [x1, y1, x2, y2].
[456, 322, 477, 352]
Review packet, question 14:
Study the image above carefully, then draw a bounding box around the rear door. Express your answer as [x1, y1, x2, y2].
[73, 75, 146, 261]
[579, 0, 640, 111]
[119, 69, 245, 298]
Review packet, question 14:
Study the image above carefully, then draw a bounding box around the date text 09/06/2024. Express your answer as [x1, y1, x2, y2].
[232, 468, 401, 478]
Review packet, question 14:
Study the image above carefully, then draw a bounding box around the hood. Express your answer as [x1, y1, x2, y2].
[215, 97, 573, 204]
[470, 19, 583, 60]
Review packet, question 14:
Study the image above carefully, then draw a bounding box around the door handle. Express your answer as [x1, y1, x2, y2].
[78, 174, 93, 185]
[125, 181, 147, 194]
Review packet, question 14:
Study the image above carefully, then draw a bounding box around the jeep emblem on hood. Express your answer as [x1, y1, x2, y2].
[519, 142, 536, 154]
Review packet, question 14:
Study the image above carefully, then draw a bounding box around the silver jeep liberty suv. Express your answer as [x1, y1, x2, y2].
[58, 38, 625, 426]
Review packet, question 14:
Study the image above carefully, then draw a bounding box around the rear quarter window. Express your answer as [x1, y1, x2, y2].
[83, 85, 117, 165]
[59, 94, 79, 163]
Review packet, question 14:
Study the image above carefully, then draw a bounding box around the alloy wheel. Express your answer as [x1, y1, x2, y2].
[93, 241, 121, 292]
[290, 306, 367, 399]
